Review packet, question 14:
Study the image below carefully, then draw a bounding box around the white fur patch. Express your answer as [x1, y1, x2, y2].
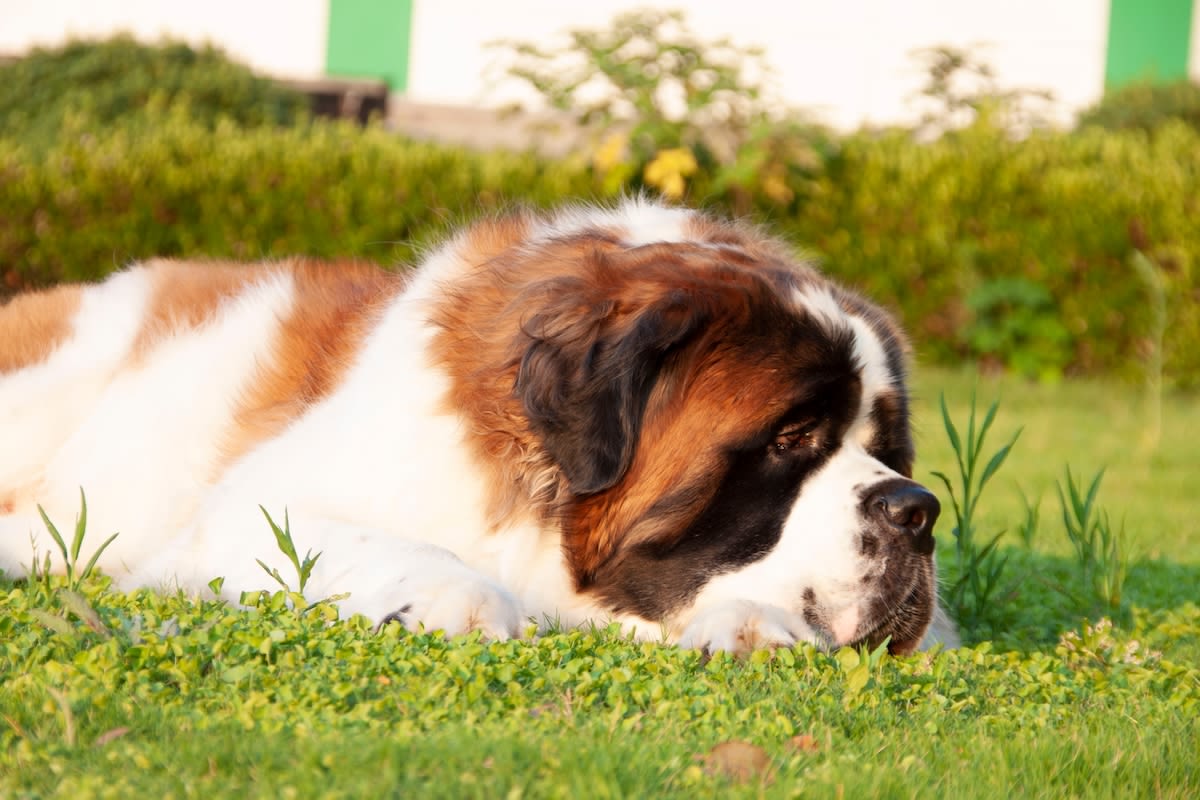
[1, 270, 294, 578]
[793, 289, 897, 450]
[794, 287, 848, 332]
[847, 314, 896, 447]
[546, 198, 695, 247]
[0, 269, 152, 495]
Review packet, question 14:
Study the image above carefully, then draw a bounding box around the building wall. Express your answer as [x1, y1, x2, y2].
[326, 0, 412, 89]
[0, 0, 330, 78]
[1195, 0, 1200, 78]
[1105, 0, 1196, 85]
[409, 0, 1111, 129]
[1, 0, 1196, 130]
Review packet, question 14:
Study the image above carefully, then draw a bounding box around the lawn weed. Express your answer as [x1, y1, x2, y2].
[1057, 467, 1129, 611]
[28, 489, 118, 596]
[930, 392, 1021, 625]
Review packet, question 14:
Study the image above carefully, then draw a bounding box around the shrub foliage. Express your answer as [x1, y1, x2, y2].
[487, 8, 833, 210]
[785, 122, 1200, 384]
[2, 114, 1197, 383]
[0, 36, 308, 144]
[0, 114, 596, 291]
[1078, 79, 1200, 134]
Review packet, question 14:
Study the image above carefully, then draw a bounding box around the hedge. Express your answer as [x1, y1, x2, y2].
[1077, 79, 1200, 135]
[1, 115, 1197, 385]
[0, 114, 598, 288]
[779, 122, 1200, 384]
[0, 36, 308, 144]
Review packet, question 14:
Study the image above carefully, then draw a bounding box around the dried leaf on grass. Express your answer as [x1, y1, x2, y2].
[788, 733, 821, 753]
[60, 590, 111, 638]
[93, 727, 131, 747]
[698, 740, 772, 783]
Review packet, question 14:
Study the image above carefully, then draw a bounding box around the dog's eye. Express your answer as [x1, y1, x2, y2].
[772, 423, 817, 453]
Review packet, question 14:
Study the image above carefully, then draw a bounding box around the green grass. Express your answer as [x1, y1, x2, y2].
[913, 367, 1198, 561]
[2, 368, 1198, 798]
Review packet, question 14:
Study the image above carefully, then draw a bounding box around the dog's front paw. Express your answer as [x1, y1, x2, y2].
[376, 569, 523, 641]
[677, 600, 817, 655]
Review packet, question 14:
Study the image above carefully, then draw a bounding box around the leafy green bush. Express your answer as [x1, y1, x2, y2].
[785, 122, 1200, 385]
[1, 113, 1198, 383]
[963, 278, 1073, 380]
[1078, 79, 1200, 134]
[0, 35, 308, 144]
[0, 111, 600, 291]
[485, 10, 1198, 382]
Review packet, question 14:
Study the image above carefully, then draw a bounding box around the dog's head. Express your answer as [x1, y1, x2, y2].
[510, 231, 940, 654]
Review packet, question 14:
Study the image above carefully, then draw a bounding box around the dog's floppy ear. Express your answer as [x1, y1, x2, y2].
[516, 277, 708, 495]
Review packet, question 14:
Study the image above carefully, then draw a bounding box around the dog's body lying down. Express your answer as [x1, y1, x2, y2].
[0, 200, 957, 653]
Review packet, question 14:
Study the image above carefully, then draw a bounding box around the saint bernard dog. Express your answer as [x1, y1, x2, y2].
[0, 199, 955, 655]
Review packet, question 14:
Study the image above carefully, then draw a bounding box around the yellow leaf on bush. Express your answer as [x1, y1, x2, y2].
[762, 171, 794, 204]
[644, 147, 698, 199]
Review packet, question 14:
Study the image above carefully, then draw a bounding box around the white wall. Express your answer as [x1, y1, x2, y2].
[410, 0, 1111, 129]
[0, 0, 1113, 128]
[0, 0, 330, 79]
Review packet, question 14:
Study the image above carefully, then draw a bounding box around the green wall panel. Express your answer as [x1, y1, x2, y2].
[326, 0, 413, 91]
[1106, 0, 1195, 86]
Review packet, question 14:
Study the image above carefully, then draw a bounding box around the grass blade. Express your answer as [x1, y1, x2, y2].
[939, 395, 962, 458]
[59, 590, 111, 638]
[978, 429, 1022, 491]
[976, 400, 999, 453]
[36, 504, 71, 571]
[44, 687, 76, 748]
[77, 533, 120, 582]
[1083, 468, 1106, 515]
[255, 559, 290, 592]
[260, 506, 300, 567]
[70, 488, 88, 565]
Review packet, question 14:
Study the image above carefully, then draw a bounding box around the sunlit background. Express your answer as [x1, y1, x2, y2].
[2, 5, 1199, 796]
[0, 1, 1197, 387]
[3, 0, 1198, 132]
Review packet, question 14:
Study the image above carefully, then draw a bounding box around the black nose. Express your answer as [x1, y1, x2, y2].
[865, 480, 940, 555]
